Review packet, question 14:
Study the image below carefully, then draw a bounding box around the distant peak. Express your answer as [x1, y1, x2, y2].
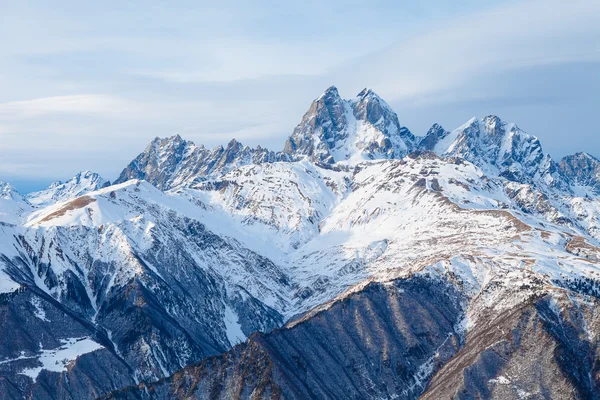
[482, 115, 504, 128]
[427, 123, 446, 135]
[152, 134, 185, 145]
[483, 114, 501, 122]
[227, 138, 241, 149]
[317, 85, 340, 100]
[356, 87, 376, 99]
[284, 85, 415, 163]
[0, 181, 17, 192]
[353, 87, 396, 119]
[571, 152, 599, 161]
[75, 170, 97, 178]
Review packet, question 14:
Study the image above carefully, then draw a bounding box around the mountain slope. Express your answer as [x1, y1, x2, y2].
[0, 181, 291, 398]
[105, 276, 465, 400]
[107, 265, 600, 400]
[1, 86, 600, 399]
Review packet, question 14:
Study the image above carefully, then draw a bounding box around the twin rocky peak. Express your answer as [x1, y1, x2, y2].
[40, 86, 600, 195]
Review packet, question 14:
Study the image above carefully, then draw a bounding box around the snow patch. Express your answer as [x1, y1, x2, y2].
[19, 337, 103, 382]
[223, 304, 246, 346]
[0, 269, 20, 294]
[30, 296, 49, 322]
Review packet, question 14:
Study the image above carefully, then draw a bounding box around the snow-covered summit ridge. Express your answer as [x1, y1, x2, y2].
[27, 170, 108, 207]
[420, 115, 568, 191]
[115, 134, 289, 190]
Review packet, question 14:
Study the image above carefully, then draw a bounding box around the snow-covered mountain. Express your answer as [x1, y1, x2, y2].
[27, 170, 109, 207]
[419, 115, 566, 190]
[0, 181, 32, 224]
[283, 86, 416, 164]
[1, 86, 600, 399]
[560, 152, 600, 193]
[115, 135, 289, 190]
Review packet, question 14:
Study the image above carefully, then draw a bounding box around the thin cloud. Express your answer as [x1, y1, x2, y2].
[337, 0, 600, 102]
[0, 95, 135, 119]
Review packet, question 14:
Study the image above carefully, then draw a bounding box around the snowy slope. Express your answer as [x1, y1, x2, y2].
[181, 160, 350, 253]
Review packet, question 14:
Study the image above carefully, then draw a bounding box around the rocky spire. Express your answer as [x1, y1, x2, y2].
[283, 86, 416, 163]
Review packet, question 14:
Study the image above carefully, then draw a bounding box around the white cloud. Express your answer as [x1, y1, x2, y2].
[0, 95, 136, 119]
[336, 0, 600, 102]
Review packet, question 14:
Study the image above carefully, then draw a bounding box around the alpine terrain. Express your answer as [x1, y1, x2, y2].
[1, 86, 600, 399]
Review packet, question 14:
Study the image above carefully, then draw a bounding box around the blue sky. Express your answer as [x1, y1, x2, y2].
[1, 0, 599, 192]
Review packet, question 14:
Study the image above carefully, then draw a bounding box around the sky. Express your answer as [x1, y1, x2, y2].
[0, 0, 599, 192]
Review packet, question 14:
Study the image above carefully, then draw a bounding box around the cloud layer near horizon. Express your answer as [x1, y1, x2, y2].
[0, 0, 598, 191]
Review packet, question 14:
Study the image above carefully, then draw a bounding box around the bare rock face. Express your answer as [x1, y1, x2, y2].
[418, 123, 450, 151]
[283, 86, 347, 164]
[560, 152, 600, 193]
[104, 272, 600, 400]
[422, 293, 600, 400]
[103, 277, 465, 399]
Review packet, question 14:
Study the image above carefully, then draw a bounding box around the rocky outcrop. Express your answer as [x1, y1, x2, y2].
[283, 86, 416, 163]
[560, 152, 600, 193]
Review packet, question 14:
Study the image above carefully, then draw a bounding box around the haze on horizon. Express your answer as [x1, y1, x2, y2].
[1, 0, 598, 192]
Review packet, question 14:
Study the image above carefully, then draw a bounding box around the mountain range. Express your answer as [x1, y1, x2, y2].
[1, 86, 600, 399]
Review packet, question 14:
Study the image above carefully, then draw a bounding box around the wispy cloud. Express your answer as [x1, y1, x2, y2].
[0, 95, 136, 119]
[336, 0, 600, 102]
